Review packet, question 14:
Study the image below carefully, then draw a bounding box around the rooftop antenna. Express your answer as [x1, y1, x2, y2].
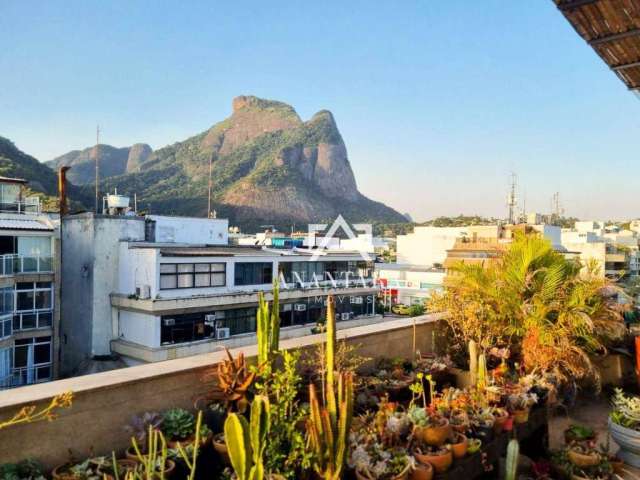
[506, 172, 517, 224]
[95, 125, 100, 213]
[207, 151, 214, 218]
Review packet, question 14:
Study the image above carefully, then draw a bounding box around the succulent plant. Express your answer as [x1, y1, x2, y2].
[125, 411, 163, 445]
[162, 408, 195, 440]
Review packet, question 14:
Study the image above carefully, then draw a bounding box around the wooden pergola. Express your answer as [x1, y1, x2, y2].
[554, 0, 640, 91]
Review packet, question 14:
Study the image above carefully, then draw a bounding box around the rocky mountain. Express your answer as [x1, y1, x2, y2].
[41, 95, 406, 229]
[46, 143, 152, 185]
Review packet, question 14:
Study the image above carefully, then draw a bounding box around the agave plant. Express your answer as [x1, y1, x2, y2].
[209, 347, 257, 413]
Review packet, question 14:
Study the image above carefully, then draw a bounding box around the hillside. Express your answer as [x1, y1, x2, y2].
[0, 137, 89, 211]
[50, 96, 407, 229]
[46, 143, 152, 185]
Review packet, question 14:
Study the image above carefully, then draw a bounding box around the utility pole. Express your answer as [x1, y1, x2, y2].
[207, 151, 214, 218]
[95, 125, 100, 214]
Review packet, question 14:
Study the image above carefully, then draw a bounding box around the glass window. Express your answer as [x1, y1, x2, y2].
[35, 290, 51, 310]
[160, 264, 177, 274]
[160, 263, 226, 289]
[160, 275, 177, 289]
[234, 262, 272, 286]
[17, 291, 34, 311]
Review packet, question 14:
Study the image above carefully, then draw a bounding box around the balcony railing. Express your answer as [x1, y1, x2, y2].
[0, 198, 41, 215]
[0, 254, 53, 275]
[13, 310, 53, 331]
[8, 364, 52, 387]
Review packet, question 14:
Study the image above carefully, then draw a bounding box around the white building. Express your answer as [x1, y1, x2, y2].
[375, 264, 444, 306]
[61, 212, 378, 372]
[0, 177, 58, 389]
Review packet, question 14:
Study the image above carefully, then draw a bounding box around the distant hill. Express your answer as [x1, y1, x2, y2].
[52, 95, 406, 229]
[0, 136, 89, 211]
[46, 143, 152, 185]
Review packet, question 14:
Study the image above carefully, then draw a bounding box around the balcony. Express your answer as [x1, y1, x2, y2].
[0, 198, 41, 215]
[13, 310, 53, 331]
[0, 315, 438, 467]
[0, 254, 53, 276]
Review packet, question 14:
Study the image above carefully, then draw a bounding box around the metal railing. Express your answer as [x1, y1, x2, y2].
[13, 310, 53, 331]
[7, 365, 52, 387]
[0, 198, 41, 215]
[0, 254, 53, 276]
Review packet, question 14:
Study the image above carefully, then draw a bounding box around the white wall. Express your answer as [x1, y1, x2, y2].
[148, 216, 228, 245]
[118, 311, 160, 348]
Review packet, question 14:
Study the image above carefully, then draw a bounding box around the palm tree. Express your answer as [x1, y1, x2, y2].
[430, 233, 625, 384]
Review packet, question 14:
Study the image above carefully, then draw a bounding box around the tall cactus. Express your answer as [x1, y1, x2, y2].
[307, 295, 353, 480]
[256, 284, 280, 367]
[477, 353, 487, 391]
[505, 439, 519, 480]
[224, 395, 270, 480]
[469, 340, 478, 387]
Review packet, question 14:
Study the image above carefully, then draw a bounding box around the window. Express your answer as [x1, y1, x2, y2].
[13, 336, 51, 386]
[234, 262, 273, 286]
[0, 347, 11, 388]
[160, 263, 226, 289]
[0, 314, 11, 339]
[15, 282, 53, 312]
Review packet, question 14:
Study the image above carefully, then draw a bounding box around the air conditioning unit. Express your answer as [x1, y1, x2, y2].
[204, 314, 216, 326]
[163, 318, 175, 326]
[341, 313, 351, 321]
[294, 304, 307, 311]
[136, 285, 151, 299]
[216, 327, 231, 340]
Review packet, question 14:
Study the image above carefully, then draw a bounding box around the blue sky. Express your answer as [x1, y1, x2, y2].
[1, 1, 638, 221]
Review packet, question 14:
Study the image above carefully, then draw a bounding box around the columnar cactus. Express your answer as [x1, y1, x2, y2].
[505, 439, 519, 480]
[224, 395, 270, 480]
[477, 353, 487, 391]
[307, 295, 353, 480]
[469, 339, 478, 386]
[256, 283, 280, 366]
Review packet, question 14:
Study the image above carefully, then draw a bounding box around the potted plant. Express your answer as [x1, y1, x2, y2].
[412, 443, 452, 474]
[52, 458, 112, 480]
[124, 411, 163, 460]
[469, 408, 495, 443]
[409, 460, 433, 480]
[161, 408, 211, 449]
[349, 443, 412, 480]
[567, 444, 601, 468]
[449, 432, 468, 459]
[0, 459, 45, 480]
[609, 388, 640, 467]
[467, 438, 482, 455]
[491, 407, 511, 433]
[564, 424, 596, 445]
[408, 407, 450, 447]
[507, 392, 538, 424]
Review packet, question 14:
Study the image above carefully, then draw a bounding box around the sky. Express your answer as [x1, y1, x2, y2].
[1, 1, 639, 222]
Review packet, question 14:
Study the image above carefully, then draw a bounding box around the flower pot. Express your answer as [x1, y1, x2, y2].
[471, 424, 494, 444]
[417, 418, 451, 446]
[609, 417, 640, 468]
[467, 438, 482, 455]
[450, 434, 468, 459]
[410, 461, 433, 480]
[567, 449, 600, 468]
[493, 412, 510, 434]
[414, 449, 452, 474]
[356, 463, 411, 480]
[52, 464, 114, 480]
[115, 459, 138, 475]
[512, 409, 529, 424]
[213, 433, 231, 465]
[502, 416, 514, 431]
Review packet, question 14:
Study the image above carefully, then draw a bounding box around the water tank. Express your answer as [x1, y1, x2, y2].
[107, 194, 130, 209]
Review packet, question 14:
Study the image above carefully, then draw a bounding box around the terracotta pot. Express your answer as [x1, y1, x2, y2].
[213, 433, 231, 465]
[115, 459, 138, 475]
[502, 416, 514, 431]
[356, 463, 411, 480]
[414, 449, 452, 474]
[126, 446, 145, 461]
[450, 434, 468, 459]
[410, 461, 433, 480]
[512, 409, 529, 424]
[167, 430, 211, 450]
[567, 449, 600, 468]
[417, 418, 451, 446]
[52, 465, 114, 480]
[492, 411, 510, 434]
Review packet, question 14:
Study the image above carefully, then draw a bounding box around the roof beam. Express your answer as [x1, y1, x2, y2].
[613, 60, 640, 71]
[590, 28, 640, 46]
[558, 0, 598, 12]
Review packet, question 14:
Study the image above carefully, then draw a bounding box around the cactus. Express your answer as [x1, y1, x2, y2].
[477, 353, 487, 391]
[505, 439, 519, 480]
[256, 283, 281, 367]
[469, 340, 478, 386]
[224, 395, 270, 480]
[307, 295, 353, 480]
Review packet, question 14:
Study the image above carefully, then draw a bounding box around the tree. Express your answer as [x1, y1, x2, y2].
[429, 233, 626, 384]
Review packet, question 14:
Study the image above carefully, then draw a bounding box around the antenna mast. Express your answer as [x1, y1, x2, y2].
[507, 172, 517, 224]
[95, 125, 100, 213]
[207, 151, 214, 218]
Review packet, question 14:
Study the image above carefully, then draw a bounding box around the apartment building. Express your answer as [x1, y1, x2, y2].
[561, 222, 639, 279]
[60, 207, 377, 373]
[0, 177, 58, 389]
[375, 264, 444, 306]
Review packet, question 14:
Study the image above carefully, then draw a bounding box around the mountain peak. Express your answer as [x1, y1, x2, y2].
[231, 95, 299, 118]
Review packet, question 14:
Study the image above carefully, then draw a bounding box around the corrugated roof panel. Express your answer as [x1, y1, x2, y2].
[0, 218, 53, 231]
